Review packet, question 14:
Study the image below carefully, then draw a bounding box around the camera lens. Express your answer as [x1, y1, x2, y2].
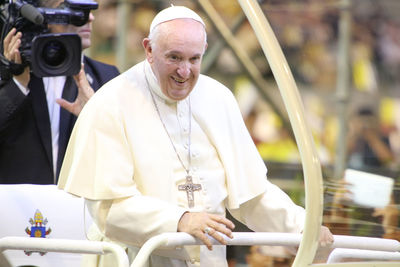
[42, 40, 67, 67]
[31, 33, 81, 77]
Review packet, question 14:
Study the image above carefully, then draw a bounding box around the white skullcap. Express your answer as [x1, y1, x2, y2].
[149, 5, 205, 34]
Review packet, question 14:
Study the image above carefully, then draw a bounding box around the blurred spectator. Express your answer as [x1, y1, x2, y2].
[376, 20, 400, 87]
[372, 193, 400, 240]
[352, 40, 378, 92]
[347, 106, 394, 171]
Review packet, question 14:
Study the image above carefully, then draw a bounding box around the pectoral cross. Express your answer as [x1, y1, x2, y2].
[178, 175, 202, 208]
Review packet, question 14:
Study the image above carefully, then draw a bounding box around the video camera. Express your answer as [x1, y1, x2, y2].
[0, 0, 98, 78]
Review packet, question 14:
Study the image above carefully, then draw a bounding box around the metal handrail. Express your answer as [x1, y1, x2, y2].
[130, 232, 400, 267]
[0, 236, 129, 267]
[327, 248, 400, 263]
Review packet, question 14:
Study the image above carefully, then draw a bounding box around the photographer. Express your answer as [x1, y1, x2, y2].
[0, 0, 120, 184]
[347, 106, 394, 170]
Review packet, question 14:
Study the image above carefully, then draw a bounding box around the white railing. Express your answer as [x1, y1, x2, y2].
[2, 233, 400, 267]
[327, 248, 400, 263]
[0, 236, 129, 267]
[129, 232, 400, 267]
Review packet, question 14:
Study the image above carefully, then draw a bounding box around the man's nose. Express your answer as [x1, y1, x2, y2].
[177, 62, 190, 78]
[88, 12, 95, 22]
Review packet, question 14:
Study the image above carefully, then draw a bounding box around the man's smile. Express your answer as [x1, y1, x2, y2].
[172, 76, 187, 84]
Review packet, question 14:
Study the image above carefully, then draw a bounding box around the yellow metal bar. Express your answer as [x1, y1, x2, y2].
[235, 0, 323, 266]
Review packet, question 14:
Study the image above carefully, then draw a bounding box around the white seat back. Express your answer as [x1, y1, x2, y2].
[0, 184, 93, 267]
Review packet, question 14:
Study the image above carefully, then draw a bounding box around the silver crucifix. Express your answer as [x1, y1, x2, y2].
[178, 175, 202, 208]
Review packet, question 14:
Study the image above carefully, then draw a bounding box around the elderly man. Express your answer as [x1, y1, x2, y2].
[58, 5, 333, 267]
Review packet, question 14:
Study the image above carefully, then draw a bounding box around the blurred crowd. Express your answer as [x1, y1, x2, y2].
[242, 0, 400, 173]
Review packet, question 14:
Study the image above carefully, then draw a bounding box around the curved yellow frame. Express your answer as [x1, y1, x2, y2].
[236, 0, 323, 266]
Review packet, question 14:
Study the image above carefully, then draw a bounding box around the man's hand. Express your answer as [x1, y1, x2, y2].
[56, 64, 94, 116]
[286, 225, 335, 258]
[3, 28, 30, 87]
[318, 225, 334, 247]
[178, 212, 235, 250]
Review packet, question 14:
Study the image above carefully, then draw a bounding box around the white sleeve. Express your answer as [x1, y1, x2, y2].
[13, 77, 29, 95]
[228, 180, 305, 233]
[86, 196, 188, 247]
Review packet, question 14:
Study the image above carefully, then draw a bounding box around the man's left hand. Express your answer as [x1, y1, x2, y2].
[319, 225, 334, 247]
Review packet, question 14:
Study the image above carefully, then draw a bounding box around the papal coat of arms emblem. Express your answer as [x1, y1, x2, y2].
[24, 209, 52, 255]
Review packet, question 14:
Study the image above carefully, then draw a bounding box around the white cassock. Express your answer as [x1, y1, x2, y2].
[58, 60, 305, 267]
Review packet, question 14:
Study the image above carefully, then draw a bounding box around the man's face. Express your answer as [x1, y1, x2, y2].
[47, 0, 94, 50]
[144, 19, 207, 101]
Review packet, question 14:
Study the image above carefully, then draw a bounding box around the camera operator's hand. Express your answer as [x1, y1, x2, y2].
[3, 28, 30, 87]
[56, 64, 94, 116]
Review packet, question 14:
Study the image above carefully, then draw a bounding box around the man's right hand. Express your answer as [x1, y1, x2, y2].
[3, 28, 30, 88]
[177, 212, 235, 250]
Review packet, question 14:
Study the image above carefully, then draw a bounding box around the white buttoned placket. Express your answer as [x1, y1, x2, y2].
[153, 96, 227, 213]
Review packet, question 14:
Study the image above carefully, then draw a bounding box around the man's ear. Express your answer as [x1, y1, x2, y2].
[142, 38, 153, 63]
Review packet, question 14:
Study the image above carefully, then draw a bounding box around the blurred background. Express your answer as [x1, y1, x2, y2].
[86, 0, 400, 265]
